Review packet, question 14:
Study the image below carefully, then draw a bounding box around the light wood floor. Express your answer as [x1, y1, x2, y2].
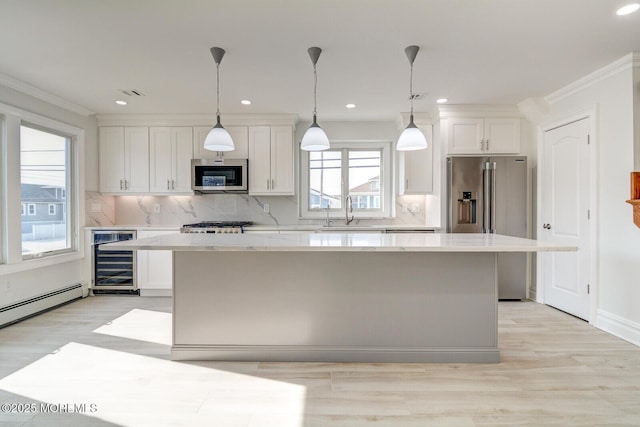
[1, 297, 639, 426]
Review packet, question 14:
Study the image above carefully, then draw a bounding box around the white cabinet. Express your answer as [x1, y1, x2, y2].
[99, 127, 149, 193]
[399, 124, 433, 194]
[248, 126, 294, 195]
[193, 126, 249, 160]
[446, 118, 520, 154]
[136, 229, 176, 296]
[149, 127, 193, 193]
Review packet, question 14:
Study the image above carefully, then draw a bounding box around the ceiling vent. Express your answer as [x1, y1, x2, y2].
[118, 89, 145, 97]
[409, 93, 426, 101]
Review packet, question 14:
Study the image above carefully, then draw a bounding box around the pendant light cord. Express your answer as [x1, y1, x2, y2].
[409, 61, 414, 116]
[216, 63, 221, 118]
[313, 64, 318, 118]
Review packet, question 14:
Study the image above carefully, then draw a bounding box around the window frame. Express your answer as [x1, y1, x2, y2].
[20, 122, 75, 260]
[299, 141, 393, 219]
[0, 101, 85, 272]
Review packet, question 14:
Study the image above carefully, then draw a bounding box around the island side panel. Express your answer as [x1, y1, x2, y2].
[172, 251, 498, 362]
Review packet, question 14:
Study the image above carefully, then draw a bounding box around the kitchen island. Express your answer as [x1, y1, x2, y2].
[104, 233, 575, 363]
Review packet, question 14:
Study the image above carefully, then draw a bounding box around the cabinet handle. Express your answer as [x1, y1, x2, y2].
[125, 180, 129, 190]
[120, 180, 124, 190]
[167, 180, 170, 190]
[406, 179, 409, 189]
[266, 179, 270, 190]
[486, 139, 489, 150]
[172, 180, 175, 190]
[271, 179, 275, 190]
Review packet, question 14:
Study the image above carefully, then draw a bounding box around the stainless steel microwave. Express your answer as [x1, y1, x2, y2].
[191, 159, 248, 193]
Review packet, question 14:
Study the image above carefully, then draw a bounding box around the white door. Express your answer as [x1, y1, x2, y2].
[541, 118, 591, 320]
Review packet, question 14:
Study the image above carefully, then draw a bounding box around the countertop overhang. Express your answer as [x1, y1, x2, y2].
[101, 232, 577, 253]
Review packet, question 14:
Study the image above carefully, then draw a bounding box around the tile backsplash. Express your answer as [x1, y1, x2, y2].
[85, 192, 431, 227]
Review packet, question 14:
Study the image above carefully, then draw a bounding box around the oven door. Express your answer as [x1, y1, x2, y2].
[191, 159, 248, 193]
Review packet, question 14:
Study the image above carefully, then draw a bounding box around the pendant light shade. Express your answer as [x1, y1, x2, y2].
[301, 47, 330, 151]
[204, 47, 234, 152]
[397, 46, 428, 151]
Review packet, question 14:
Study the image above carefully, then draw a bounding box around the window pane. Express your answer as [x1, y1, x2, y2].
[20, 126, 70, 256]
[348, 150, 381, 210]
[309, 151, 342, 209]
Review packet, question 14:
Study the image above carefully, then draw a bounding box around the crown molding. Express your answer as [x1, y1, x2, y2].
[96, 113, 299, 127]
[436, 104, 521, 119]
[0, 71, 95, 117]
[545, 52, 639, 105]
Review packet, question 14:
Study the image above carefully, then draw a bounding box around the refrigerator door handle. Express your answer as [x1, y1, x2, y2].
[490, 164, 497, 233]
[482, 161, 497, 233]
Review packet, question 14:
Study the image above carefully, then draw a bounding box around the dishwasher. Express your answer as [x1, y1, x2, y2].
[91, 230, 139, 295]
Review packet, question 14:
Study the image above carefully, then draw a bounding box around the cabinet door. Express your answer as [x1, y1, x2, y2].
[149, 127, 173, 192]
[124, 127, 149, 192]
[248, 126, 272, 194]
[446, 118, 484, 154]
[137, 230, 175, 295]
[484, 118, 521, 154]
[99, 127, 126, 192]
[400, 124, 433, 194]
[172, 127, 194, 192]
[269, 126, 294, 195]
[193, 126, 248, 160]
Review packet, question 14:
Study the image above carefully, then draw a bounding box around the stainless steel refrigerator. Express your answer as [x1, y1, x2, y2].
[446, 156, 528, 300]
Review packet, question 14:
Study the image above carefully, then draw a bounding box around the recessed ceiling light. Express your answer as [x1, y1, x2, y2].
[616, 3, 640, 15]
[241, 99, 252, 105]
[436, 98, 449, 104]
[345, 103, 356, 109]
[115, 100, 127, 106]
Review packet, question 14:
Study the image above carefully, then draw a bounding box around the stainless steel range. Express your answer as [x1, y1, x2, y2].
[180, 221, 253, 234]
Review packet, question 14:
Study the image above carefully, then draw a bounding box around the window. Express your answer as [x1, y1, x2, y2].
[301, 142, 392, 218]
[21, 204, 26, 216]
[20, 125, 72, 258]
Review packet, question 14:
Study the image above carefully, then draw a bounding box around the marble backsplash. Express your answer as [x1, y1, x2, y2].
[85, 192, 433, 228]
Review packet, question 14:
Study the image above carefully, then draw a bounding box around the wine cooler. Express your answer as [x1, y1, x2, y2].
[91, 230, 138, 295]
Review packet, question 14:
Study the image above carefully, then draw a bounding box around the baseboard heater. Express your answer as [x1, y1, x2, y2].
[0, 282, 87, 328]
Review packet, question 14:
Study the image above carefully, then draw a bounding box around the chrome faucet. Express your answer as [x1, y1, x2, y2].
[325, 202, 332, 227]
[345, 195, 354, 225]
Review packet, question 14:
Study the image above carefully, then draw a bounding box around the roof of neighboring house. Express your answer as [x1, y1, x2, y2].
[349, 176, 380, 194]
[21, 184, 64, 203]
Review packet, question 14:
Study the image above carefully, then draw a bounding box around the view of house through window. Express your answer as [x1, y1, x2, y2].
[309, 149, 381, 212]
[20, 125, 71, 257]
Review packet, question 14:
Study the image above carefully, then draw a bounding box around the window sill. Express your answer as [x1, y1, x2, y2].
[0, 251, 84, 276]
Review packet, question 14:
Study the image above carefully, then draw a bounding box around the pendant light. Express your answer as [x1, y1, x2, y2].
[300, 47, 330, 151]
[204, 47, 234, 152]
[397, 45, 428, 151]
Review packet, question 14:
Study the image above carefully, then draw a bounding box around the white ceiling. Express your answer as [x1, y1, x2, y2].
[1, 0, 639, 122]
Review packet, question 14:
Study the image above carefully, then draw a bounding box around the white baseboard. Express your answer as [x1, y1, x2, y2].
[0, 283, 86, 328]
[139, 289, 172, 297]
[597, 309, 640, 347]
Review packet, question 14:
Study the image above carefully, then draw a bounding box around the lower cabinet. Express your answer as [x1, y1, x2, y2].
[136, 229, 176, 296]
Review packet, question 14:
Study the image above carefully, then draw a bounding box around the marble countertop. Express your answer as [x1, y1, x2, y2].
[85, 224, 438, 232]
[101, 232, 577, 253]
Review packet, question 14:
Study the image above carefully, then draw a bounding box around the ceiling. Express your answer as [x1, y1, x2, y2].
[1, 0, 639, 122]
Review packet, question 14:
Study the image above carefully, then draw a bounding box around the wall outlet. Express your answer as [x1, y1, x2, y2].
[263, 203, 270, 213]
[91, 203, 101, 213]
[401, 204, 408, 213]
[153, 204, 161, 213]
[410, 203, 420, 213]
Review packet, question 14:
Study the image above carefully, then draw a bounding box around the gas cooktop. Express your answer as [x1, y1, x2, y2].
[180, 221, 253, 234]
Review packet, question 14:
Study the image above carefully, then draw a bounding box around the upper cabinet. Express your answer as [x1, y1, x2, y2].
[99, 127, 149, 193]
[248, 126, 294, 195]
[193, 126, 249, 160]
[398, 124, 434, 194]
[149, 127, 193, 193]
[446, 117, 521, 155]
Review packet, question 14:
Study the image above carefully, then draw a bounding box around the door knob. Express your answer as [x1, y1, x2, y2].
[543, 223, 552, 229]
